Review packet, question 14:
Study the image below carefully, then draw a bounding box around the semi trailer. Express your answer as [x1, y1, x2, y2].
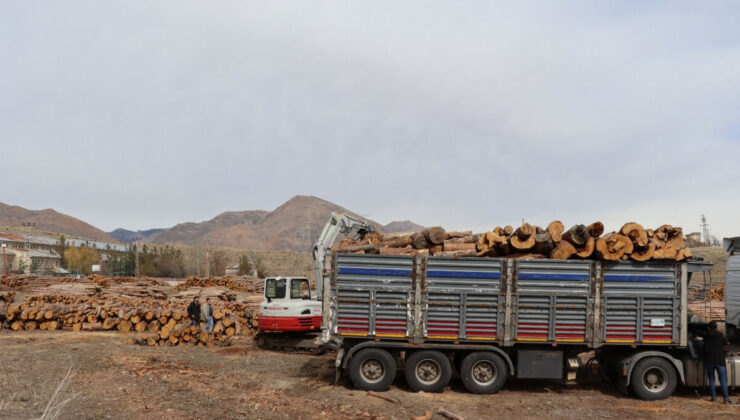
[317, 247, 740, 400]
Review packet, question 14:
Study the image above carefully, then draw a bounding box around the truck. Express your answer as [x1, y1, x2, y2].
[317, 239, 740, 400]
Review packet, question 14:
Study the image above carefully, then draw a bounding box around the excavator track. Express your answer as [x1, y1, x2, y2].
[255, 332, 326, 355]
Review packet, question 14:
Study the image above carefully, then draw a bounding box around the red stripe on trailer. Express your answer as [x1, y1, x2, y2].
[555, 334, 585, 338]
[427, 321, 460, 326]
[467, 332, 496, 336]
[259, 316, 321, 332]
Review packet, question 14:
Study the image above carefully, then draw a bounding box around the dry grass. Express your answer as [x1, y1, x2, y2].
[689, 246, 728, 286]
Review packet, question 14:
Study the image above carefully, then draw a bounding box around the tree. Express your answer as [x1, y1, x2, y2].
[64, 246, 100, 275]
[254, 255, 268, 278]
[55, 235, 68, 263]
[155, 245, 186, 278]
[238, 254, 253, 276]
[208, 249, 228, 276]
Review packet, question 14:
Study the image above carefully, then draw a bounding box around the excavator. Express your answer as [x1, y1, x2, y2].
[255, 213, 371, 351]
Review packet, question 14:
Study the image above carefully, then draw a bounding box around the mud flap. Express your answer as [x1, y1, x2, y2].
[334, 367, 343, 384]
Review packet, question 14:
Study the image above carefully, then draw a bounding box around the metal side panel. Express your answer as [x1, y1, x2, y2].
[602, 261, 679, 345]
[727, 255, 740, 327]
[424, 257, 503, 342]
[333, 254, 414, 339]
[513, 259, 592, 343]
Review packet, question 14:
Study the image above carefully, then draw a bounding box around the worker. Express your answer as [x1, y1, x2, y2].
[697, 321, 730, 403]
[200, 297, 214, 334]
[187, 297, 200, 328]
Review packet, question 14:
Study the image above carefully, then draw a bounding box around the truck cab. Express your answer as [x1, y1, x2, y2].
[258, 276, 321, 332]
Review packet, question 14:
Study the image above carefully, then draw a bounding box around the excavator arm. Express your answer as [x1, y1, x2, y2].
[312, 213, 372, 299]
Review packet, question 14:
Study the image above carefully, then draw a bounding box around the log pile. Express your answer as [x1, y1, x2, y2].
[707, 284, 725, 301]
[176, 276, 255, 292]
[336, 222, 692, 262]
[0, 294, 263, 345]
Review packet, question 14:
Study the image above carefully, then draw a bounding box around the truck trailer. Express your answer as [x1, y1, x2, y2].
[318, 251, 740, 400]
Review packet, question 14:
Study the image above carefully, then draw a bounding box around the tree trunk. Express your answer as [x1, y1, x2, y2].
[620, 222, 648, 247]
[546, 221, 565, 242]
[550, 241, 577, 259]
[563, 224, 591, 246]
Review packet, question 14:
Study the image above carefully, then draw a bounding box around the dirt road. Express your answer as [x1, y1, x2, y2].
[0, 331, 738, 419]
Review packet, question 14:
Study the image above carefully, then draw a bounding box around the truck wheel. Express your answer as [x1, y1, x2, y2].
[460, 352, 508, 394]
[404, 351, 452, 393]
[348, 348, 396, 391]
[630, 357, 678, 400]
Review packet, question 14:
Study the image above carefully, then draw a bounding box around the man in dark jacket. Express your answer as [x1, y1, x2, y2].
[187, 297, 200, 328]
[697, 321, 730, 403]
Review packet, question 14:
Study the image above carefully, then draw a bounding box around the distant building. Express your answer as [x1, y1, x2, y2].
[686, 232, 703, 247]
[225, 264, 240, 276]
[0, 231, 125, 274]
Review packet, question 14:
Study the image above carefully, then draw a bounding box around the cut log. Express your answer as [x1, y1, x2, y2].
[446, 231, 472, 239]
[411, 232, 428, 249]
[550, 241, 577, 260]
[546, 221, 565, 242]
[117, 320, 132, 332]
[620, 222, 648, 247]
[586, 222, 604, 238]
[575, 237, 595, 258]
[503, 225, 513, 236]
[379, 246, 414, 255]
[595, 233, 634, 261]
[146, 320, 160, 333]
[676, 248, 692, 261]
[533, 228, 554, 255]
[102, 317, 116, 330]
[424, 227, 447, 245]
[563, 224, 591, 246]
[443, 242, 476, 252]
[82, 322, 102, 331]
[509, 223, 536, 251]
[380, 236, 412, 248]
[631, 241, 657, 262]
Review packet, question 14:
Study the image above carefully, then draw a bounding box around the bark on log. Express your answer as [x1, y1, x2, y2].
[443, 242, 476, 252]
[424, 227, 447, 245]
[411, 232, 428, 249]
[563, 224, 590, 246]
[586, 222, 604, 238]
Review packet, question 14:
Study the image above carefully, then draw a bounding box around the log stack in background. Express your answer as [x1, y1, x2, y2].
[335, 222, 692, 262]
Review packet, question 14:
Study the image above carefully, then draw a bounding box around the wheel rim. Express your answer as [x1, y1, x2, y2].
[415, 358, 442, 385]
[361, 358, 385, 384]
[642, 366, 668, 393]
[471, 360, 497, 386]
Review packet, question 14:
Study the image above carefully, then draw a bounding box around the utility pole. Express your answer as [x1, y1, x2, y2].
[2, 243, 7, 288]
[205, 249, 210, 277]
[133, 236, 142, 277]
[701, 215, 710, 245]
[196, 247, 201, 276]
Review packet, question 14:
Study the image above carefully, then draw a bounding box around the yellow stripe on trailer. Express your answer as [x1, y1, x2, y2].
[606, 339, 634, 343]
[517, 337, 547, 342]
[427, 335, 458, 340]
[375, 333, 405, 338]
[467, 336, 496, 341]
[643, 340, 672, 344]
[339, 332, 368, 337]
[555, 338, 584, 342]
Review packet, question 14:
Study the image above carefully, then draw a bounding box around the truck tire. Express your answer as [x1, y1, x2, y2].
[348, 348, 397, 391]
[460, 352, 508, 394]
[630, 357, 678, 400]
[404, 350, 452, 393]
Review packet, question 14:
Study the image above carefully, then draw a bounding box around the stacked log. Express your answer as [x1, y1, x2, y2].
[0, 294, 263, 346]
[707, 284, 725, 301]
[175, 276, 255, 292]
[335, 221, 691, 262]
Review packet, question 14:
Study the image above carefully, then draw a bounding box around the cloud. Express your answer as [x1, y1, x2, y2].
[0, 1, 738, 238]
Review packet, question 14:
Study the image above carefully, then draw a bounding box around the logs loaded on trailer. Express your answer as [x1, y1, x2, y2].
[334, 222, 692, 262]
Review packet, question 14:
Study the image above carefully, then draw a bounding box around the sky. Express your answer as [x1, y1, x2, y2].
[1, 1, 739, 240]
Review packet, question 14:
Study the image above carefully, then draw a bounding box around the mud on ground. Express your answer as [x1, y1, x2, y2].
[0, 331, 738, 419]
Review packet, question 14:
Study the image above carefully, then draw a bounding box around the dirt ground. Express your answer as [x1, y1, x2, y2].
[1, 331, 739, 419]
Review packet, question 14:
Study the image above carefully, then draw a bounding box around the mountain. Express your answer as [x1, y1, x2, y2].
[0, 202, 116, 242]
[384, 220, 424, 233]
[149, 195, 388, 251]
[108, 228, 167, 243]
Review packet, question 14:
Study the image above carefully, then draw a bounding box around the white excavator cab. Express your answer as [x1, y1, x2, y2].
[258, 276, 321, 333]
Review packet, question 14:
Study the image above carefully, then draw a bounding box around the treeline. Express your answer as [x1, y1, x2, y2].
[55, 235, 271, 278]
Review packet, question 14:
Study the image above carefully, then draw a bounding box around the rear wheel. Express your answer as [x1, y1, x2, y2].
[404, 351, 452, 392]
[348, 348, 396, 391]
[460, 352, 508, 394]
[630, 357, 677, 400]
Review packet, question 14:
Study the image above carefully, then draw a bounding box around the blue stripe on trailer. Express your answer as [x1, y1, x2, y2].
[426, 270, 501, 279]
[517, 273, 589, 281]
[603, 275, 668, 282]
[338, 267, 413, 277]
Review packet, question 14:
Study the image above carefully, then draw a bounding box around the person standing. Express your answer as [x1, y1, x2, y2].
[697, 321, 730, 403]
[187, 297, 200, 328]
[200, 297, 214, 334]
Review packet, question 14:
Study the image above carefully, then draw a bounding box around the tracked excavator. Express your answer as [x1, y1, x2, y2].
[255, 213, 372, 351]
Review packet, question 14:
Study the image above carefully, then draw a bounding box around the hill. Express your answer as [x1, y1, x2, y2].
[384, 220, 424, 233]
[150, 195, 389, 251]
[108, 228, 167, 243]
[0, 202, 116, 242]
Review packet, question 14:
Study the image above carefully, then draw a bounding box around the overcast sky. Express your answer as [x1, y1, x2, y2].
[1, 2, 739, 239]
